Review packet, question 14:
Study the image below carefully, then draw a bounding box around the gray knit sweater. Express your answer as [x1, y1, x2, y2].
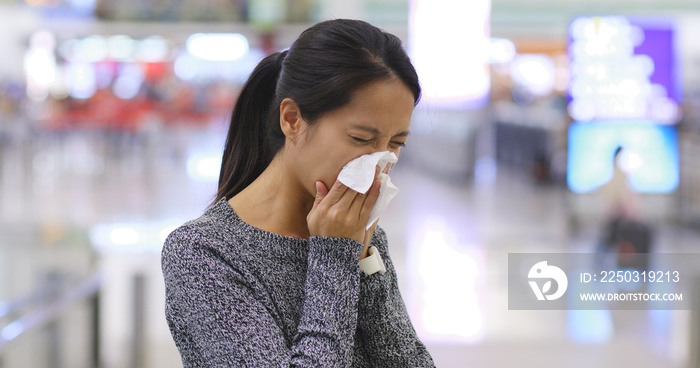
[161, 197, 436, 367]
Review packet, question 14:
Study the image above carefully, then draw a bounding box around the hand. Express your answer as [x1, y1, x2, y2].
[360, 220, 378, 259]
[359, 163, 391, 258]
[307, 165, 382, 247]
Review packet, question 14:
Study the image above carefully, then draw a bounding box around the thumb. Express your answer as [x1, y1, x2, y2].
[311, 180, 327, 211]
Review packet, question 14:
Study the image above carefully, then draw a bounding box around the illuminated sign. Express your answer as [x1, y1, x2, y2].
[567, 120, 678, 194]
[409, 0, 490, 109]
[567, 16, 680, 124]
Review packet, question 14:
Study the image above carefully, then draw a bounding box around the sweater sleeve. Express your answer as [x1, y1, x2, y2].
[291, 235, 364, 366]
[357, 227, 436, 367]
[161, 227, 365, 367]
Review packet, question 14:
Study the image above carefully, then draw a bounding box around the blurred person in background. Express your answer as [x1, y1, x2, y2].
[597, 146, 651, 270]
[599, 146, 640, 221]
[161, 19, 435, 367]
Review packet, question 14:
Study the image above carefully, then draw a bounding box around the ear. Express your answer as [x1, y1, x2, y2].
[279, 98, 306, 144]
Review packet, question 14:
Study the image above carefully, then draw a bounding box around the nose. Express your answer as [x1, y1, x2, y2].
[373, 138, 398, 154]
[370, 145, 399, 173]
[367, 147, 399, 160]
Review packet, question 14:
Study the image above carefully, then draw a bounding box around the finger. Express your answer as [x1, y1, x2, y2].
[382, 162, 395, 174]
[349, 183, 368, 215]
[358, 178, 381, 222]
[335, 181, 360, 210]
[323, 177, 349, 205]
[311, 180, 328, 212]
[349, 165, 380, 213]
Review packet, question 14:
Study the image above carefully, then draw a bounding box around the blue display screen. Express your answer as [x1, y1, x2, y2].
[567, 121, 678, 193]
[566, 16, 681, 124]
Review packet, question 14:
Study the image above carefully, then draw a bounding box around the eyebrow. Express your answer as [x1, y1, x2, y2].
[353, 125, 410, 138]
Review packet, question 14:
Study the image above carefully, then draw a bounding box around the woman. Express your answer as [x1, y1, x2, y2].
[161, 19, 435, 367]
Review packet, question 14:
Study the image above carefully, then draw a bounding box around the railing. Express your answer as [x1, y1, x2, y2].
[0, 270, 102, 368]
[0, 275, 62, 321]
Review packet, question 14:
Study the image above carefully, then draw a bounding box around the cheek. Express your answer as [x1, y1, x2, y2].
[324, 152, 369, 186]
[313, 153, 351, 189]
[298, 130, 335, 177]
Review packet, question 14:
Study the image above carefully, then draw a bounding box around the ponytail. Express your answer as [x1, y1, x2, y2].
[213, 51, 287, 204]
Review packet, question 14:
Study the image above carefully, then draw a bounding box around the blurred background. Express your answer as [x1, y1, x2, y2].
[1, 0, 700, 367]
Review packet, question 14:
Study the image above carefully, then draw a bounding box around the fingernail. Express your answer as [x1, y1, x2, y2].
[315, 181, 321, 193]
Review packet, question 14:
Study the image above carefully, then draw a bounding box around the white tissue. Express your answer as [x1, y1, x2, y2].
[337, 151, 399, 230]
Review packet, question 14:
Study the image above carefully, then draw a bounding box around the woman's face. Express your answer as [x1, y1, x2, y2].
[292, 78, 415, 197]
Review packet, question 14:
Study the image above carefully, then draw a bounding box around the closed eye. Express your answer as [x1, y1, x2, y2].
[352, 136, 406, 148]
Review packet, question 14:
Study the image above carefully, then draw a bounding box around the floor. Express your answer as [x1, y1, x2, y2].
[0, 125, 696, 367]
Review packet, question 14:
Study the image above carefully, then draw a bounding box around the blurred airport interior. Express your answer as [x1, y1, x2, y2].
[1, 0, 700, 367]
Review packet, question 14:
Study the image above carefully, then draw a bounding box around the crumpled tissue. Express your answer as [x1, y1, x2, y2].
[337, 151, 399, 230]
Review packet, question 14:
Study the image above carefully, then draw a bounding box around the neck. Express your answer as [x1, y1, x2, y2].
[227, 153, 314, 238]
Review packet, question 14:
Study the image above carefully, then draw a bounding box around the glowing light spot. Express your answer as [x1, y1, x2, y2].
[413, 217, 484, 342]
[489, 38, 516, 64]
[510, 55, 555, 96]
[108, 35, 136, 61]
[24, 49, 56, 101]
[67, 62, 96, 99]
[136, 36, 169, 62]
[112, 63, 143, 99]
[186, 33, 249, 62]
[409, 0, 490, 109]
[159, 226, 178, 244]
[109, 226, 140, 245]
[1, 321, 26, 342]
[174, 54, 198, 81]
[187, 154, 221, 182]
[77, 35, 108, 62]
[30, 30, 56, 50]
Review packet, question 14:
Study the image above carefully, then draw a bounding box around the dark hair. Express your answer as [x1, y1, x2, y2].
[214, 19, 421, 204]
[613, 146, 624, 159]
